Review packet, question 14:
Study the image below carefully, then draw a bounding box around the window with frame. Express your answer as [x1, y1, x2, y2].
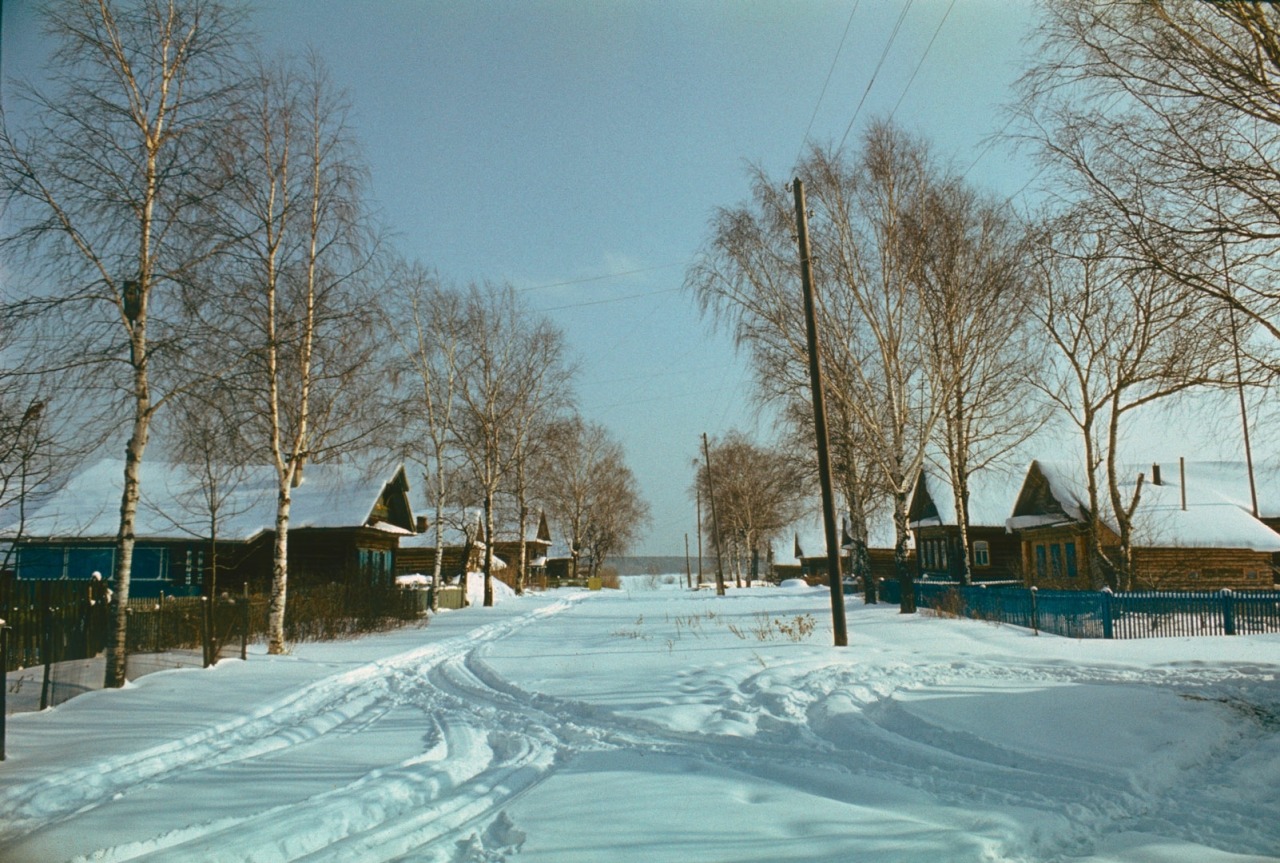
[68, 547, 115, 581]
[184, 548, 204, 587]
[973, 541, 990, 568]
[1049, 543, 1064, 578]
[1034, 544, 1047, 580]
[1064, 542, 1077, 578]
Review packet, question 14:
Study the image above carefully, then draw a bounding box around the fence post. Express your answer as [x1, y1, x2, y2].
[39, 582, 53, 711]
[1030, 586, 1039, 636]
[155, 592, 164, 654]
[1101, 587, 1114, 640]
[1, 620, 8, 761]
[241, 582, 249, 662]
[1221, 588, 1236, 636]
[200, 596, 211, 668]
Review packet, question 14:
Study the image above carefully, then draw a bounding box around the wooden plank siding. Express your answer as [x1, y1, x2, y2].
[915, 525, 1021, 582]
[1018, 525, 1276, 591]
[1129, 546, 1275, 592]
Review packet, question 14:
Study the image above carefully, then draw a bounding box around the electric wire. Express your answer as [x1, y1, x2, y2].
[514, 261, 685, 294]
[836, 0, 916, 154]
[887, 0, 956, 122]
[536, 285, 682, 313]
[794, 0, 862, 169]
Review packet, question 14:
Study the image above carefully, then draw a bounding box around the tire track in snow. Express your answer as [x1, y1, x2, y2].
[0, 596, 583, 849]
[422, 645, 1280, 863]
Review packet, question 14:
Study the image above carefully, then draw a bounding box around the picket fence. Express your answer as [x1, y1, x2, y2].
[875, 579, 1280, 639]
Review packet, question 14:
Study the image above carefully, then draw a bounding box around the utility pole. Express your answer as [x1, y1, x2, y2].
[696, 488, 704, 587]
[684, 533, 692, 589]
[793, 178, 849, 647]
[1219, 239, 1259, 517]
[702, 432, 726, 596]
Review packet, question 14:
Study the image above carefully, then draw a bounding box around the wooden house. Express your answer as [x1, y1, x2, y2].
[395, 536, 485, 581]
[396, 515, 550, 588]
[5, 459, 416, 598]
[491, 512, 552, 577]
[908, 468, 1023, 582]
[1006, 460, 1280, 591]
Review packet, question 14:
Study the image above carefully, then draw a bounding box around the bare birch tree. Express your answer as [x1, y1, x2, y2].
[691, 431, 807, 587]
[214, 55, 376, 653]
[573, 426, 649, 581]
[693, 125, 949, 611]
[451, 283, 572, 606]
[388, 264, 463, 610]
[0, 0, 245, 686]
[687, 159, 887, 601]
[1015, 0, 1280, 365]
[538, 417, 601, 583]
[1027, 213, 1235, 589]
[911, 180, 1045, 585]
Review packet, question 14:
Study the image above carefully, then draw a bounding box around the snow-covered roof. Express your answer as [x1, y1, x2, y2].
[1009, 460, 1280, 552]
[8, 458, 408, 542]
[908, 467, 1025, 529]
[1164, 460, 1280, 520]
[791, 513, 908, 562]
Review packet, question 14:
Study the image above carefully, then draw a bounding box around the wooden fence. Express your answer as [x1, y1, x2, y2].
[1, 581, 429, 714]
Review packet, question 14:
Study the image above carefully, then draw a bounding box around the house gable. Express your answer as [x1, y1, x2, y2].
[1010, 461, 1074, 526]
[367, 467, 415, 532]
[907, 471, 940, 526]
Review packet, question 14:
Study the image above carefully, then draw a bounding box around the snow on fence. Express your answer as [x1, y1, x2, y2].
[876, 579, 1280, 639]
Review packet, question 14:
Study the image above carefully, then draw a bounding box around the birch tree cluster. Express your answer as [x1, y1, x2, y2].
[1014, 0, 1280, 589]
[691, 0, 1280, 599]
[0, 0, 646, 678]
[689, 123, 1041, 604]
[386, 273, 644, 608]
[691, 431, 807, 590]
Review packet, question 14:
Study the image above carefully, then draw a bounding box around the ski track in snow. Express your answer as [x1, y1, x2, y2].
[0, 597, 581, 863]
[1, 593, 1277, 862]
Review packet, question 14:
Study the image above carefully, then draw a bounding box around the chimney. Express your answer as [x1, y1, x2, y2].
[416, 515, 428, 533]
[1151, 463, 1161, 486]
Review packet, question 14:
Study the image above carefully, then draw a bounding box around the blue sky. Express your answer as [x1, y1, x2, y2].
[3, 1, 1044, 554]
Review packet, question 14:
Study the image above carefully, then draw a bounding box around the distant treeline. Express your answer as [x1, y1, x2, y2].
[605, 557, 715, 576]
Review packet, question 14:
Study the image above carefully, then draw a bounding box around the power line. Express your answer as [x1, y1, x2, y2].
[795, 0, 862, 168]
[887, 0, 955, 122]
[514, 261, 685, 294]
[536, 285, 682, 313]
[836, 0, 916, 154]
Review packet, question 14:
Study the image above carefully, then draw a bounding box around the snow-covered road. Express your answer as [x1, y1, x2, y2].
[2, 580, 1278, 862]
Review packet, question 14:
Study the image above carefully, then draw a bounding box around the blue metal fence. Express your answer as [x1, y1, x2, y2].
[873, 579, 1280, 639]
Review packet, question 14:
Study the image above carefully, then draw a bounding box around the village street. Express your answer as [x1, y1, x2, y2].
[1, 580, 1278, 863]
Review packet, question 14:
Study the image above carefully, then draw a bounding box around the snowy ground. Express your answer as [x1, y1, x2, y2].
[1, 576, 1278, 863]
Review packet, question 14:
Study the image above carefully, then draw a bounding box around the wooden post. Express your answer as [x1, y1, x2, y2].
[155, 592, 164, 654]
[241, 582, 249, 661]
[684, 533, 692, 589]
[793, 178, 848, 647]
[200, 596, 211, 668]
[1, 621, 8, 760]
[696, 488, 704, 587]
[702, 432, 726, 596]
[40, 581, 53, 711]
